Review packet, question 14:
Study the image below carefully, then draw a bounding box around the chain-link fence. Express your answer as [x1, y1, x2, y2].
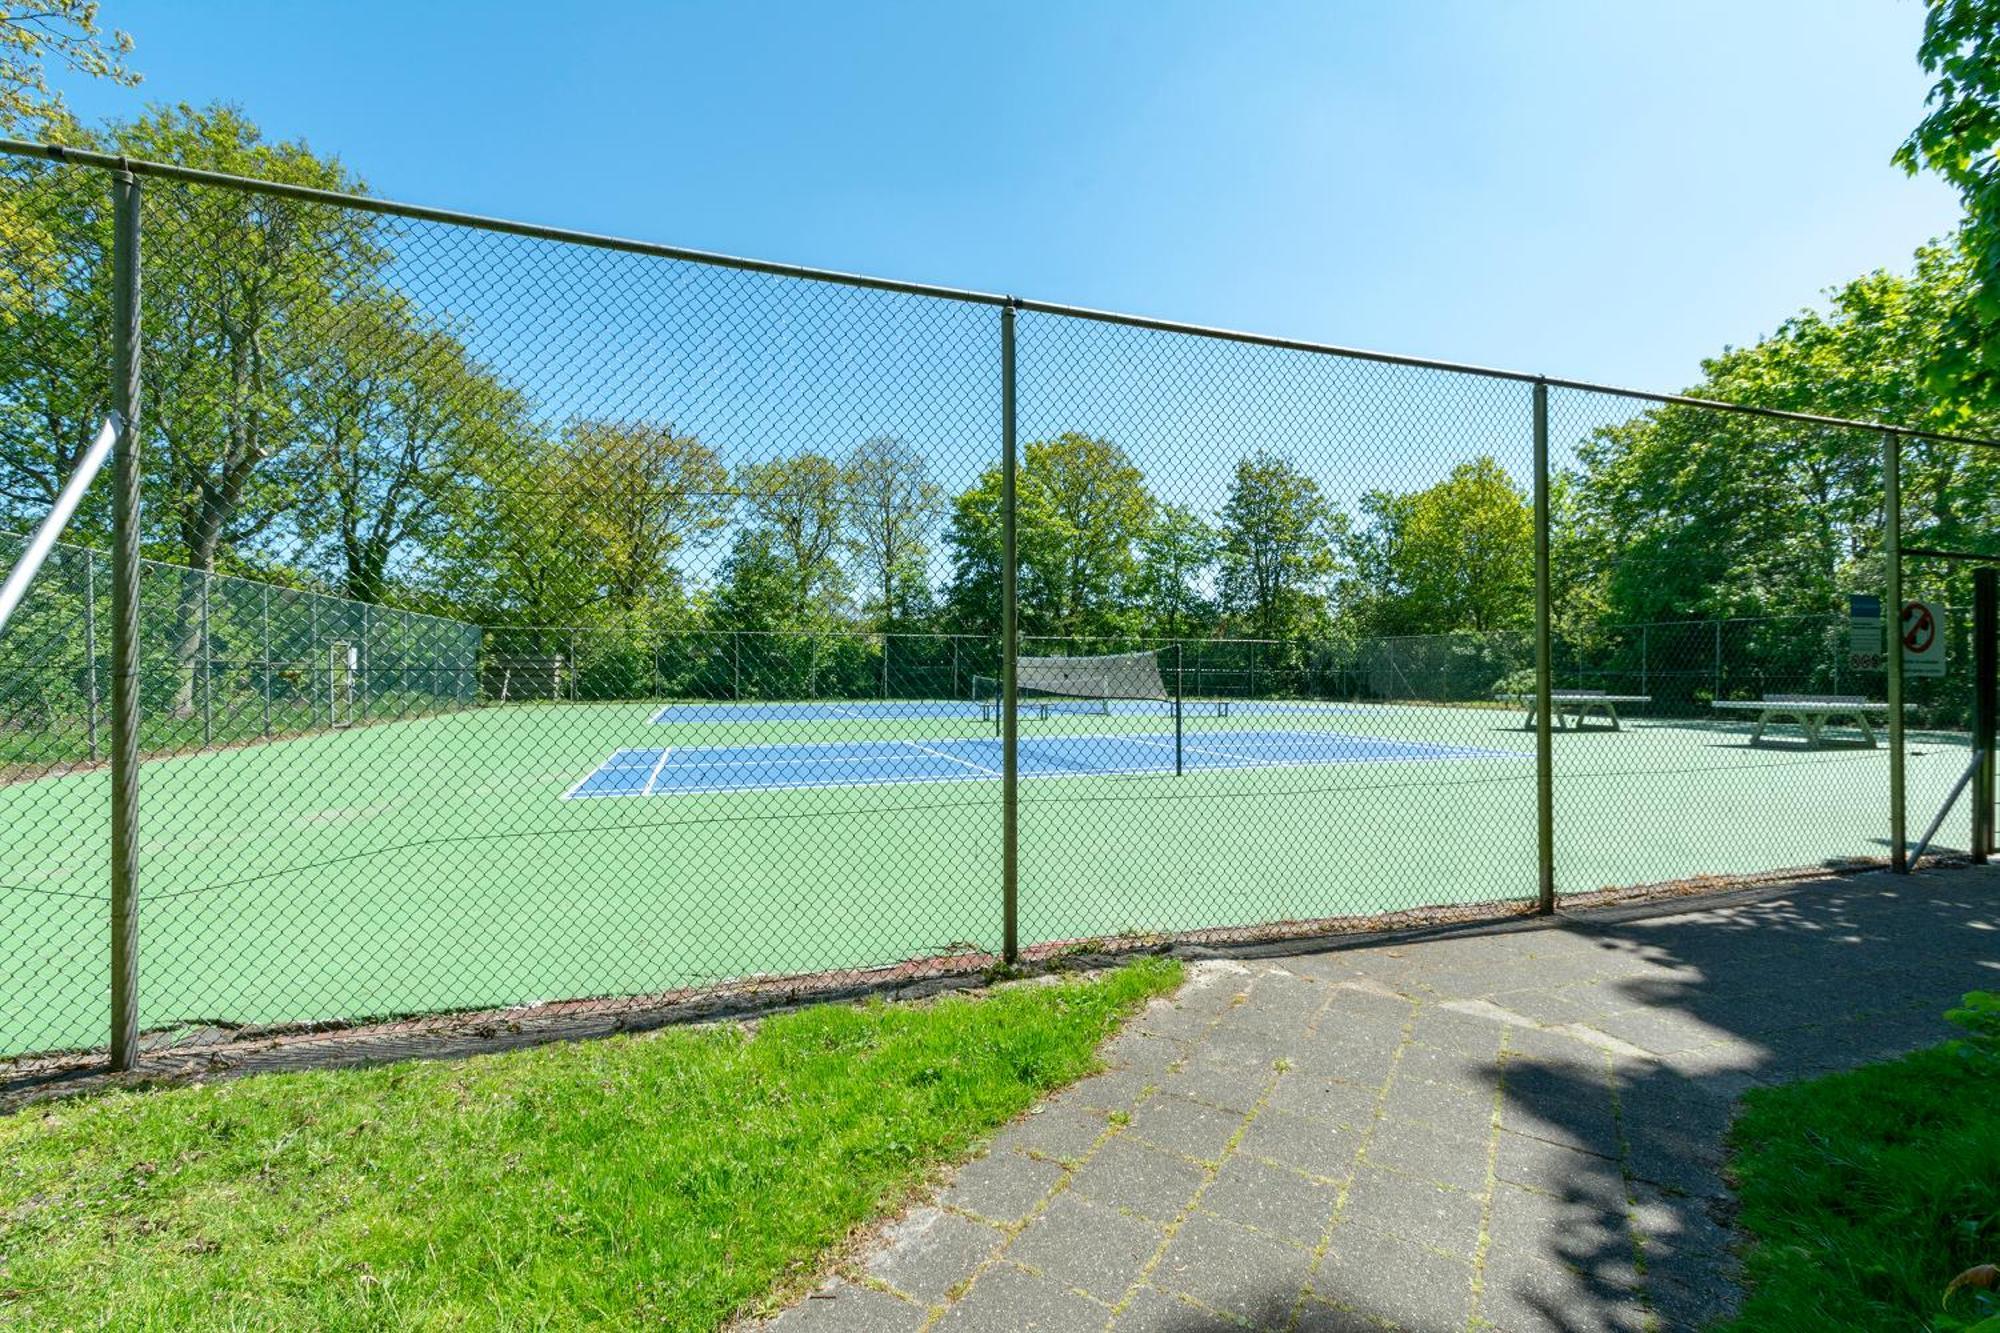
[3, 137, 1998, 1068]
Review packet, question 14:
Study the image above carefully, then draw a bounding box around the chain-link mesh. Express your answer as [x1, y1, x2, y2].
[1010, 311, 1540, 947]
[3, 143, 1998, 1066]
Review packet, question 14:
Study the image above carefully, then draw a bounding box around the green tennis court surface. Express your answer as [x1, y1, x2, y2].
[0, 698, 1966, 1056]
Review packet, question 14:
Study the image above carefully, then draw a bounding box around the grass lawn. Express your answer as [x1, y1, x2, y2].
[1723, 1019, 2000, 1331]
[0, 957, 1180, 1331]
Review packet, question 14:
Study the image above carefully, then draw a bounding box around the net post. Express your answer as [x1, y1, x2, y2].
[1974, 566, 1996, 862]
[1885, 432, 1907, 872]
[107, 169, 142, 1073]
[1175, 642, 1184, 776]
[1533, 381, 1555, 915]
[1000, 301, 1019, 966]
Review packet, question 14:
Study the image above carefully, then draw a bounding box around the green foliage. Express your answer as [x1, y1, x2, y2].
[738, 451, 851, 621]
[1724, 999, 2000, 1332]
[1136, 503, 1220, 639]
[1946, 989, 2000, 1054]
[1346, 457, 1530, 636]
[0, 958, 1181, 1331]
[944, 432, 1153, 639]
[0, 0, 134, 332]
[1564, 244, 2000, 628]
[1219, 450, 1340, 640]
[1898, 0, 2000, 412]
[0, 2, 135, 135]
[843, 435, 939, 629]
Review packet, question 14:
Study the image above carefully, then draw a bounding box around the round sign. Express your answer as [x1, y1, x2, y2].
[1901, 600, 1936, 654]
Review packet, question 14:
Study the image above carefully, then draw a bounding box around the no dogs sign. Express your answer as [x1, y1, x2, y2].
[1901, 599, 1946, 678]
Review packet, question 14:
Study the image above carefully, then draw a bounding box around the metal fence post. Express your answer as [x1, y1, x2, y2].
[107, 170, 142, 1072]
[1533, 382, 1555, 914]
[260, 583, 272, 737]
[1974, 567, 1997, 861]
[199, 570, 212, 749]
[361, 603, 372, 721]
[732, 630, 741, 700]
[1885, 432, 1907, 871]
[1000, 301, 1020, 965]
[309, 596, 320, 727]
[84, 546, 100, 762]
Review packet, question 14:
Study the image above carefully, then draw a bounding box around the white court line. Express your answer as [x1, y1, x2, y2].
[640, 746, 674, 796]
[560, 748, 657, 800]
[647, 747, 925, 771]
[1127, 735, 1263, 766]
[900, 739, 1003, 776]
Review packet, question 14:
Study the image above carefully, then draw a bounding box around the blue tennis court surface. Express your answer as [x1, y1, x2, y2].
[650, 700, 980, 723]
[566, 728, 1517, 798]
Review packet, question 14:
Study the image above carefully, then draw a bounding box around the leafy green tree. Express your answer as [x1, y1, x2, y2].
[1347, 458, 1531, 636]
[1022, 432, 1153, 638]
[943, 432, 1153, 639]
[1136, 503, 1218, 640]
[1565, 244, 2000, 627]
[710, 528, 795, 632]
[1218, 451, 1339, 640]
[1898, 0, 2000, 411]
[293, 293, 531, 604]
[0, 5, 135, 325]
[842, 435, 938, 628]
[940, 470, 1006, 635]
[427, 419, 727, 631]
[0, 2, 134, 133]
[0, 105, 392, 714]
[738, 451, 849, 619]
[0, 135, 116, 536]
[556, 420, 729, 619]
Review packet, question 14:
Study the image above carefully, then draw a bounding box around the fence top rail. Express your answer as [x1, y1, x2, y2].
[6, 136, 1999, 453]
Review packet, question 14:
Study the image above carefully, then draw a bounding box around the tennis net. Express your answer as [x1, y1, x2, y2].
[973, 649, 1173, 721]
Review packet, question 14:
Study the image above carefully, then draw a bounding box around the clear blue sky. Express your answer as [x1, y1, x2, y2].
[50, 0, 1960, 399]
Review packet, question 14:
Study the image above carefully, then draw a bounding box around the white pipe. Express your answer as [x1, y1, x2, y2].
[0, 414, 123, 638]
[1912, 747, 1984, 869]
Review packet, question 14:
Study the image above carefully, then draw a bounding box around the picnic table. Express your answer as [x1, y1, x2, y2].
[1503, 690, 1652, 732]
[1711, 694, 1893, 748]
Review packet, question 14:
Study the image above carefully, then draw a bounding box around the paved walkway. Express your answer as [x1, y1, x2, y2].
[761, 867, 2000, 1331]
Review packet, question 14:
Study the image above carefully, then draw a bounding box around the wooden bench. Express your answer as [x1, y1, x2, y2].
[1711, 694, 1892, 748]
[1502, 690, 1652, 732]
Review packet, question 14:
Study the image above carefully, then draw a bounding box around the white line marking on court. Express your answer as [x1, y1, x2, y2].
[560, 747, 655, 800]
[641, 747, 674, 796]
[900, 739, 1002, 776]
[1133, 736, 1265, 765]
[644, 748, 917, 770]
